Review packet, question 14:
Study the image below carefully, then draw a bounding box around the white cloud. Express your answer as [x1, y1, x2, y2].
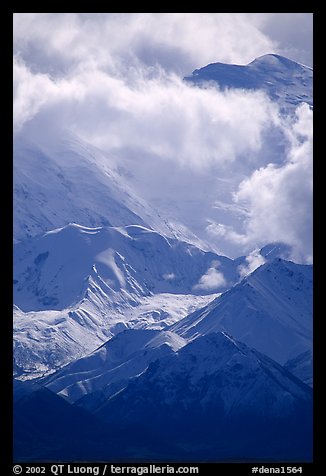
[231, 104, 313, 263]
[13, 57, 86, 132]
[163, 273, 175, 281]
[238, 249, 266, 277]
[13, 13, 313, 76]
[194, 261, 226, 291]
[13, 13, 278, 77]
[13, 54, 280, 168]
[206, 222, 247, 244]
[203, 103, 313, 263]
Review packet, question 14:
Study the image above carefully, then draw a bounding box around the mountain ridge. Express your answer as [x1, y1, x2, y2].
[185, 53, 313, 109]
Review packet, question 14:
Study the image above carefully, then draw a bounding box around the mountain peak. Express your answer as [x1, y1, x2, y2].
[185, 54, 313, 109]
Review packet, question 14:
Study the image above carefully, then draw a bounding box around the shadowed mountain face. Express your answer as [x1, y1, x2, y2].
[14, 333, 312, 462]
[14, 383, 121, 462]
[94, 333, 312, 461]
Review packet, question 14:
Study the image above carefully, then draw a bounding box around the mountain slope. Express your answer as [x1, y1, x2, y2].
[14, 136, 143, 241]
[14, 222, 231, 379]
[171, 259, 312, 365]
[95, 332, 312, 461]
[42, 329, 186, 404]
[185, 54, 313, 109]
[14, 223, 236, 312]
[14, 135, 200, 246]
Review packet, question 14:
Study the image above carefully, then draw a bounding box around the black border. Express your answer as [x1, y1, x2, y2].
[2, 6, 14, 471]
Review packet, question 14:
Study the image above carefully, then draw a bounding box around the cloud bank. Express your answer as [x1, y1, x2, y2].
[234, 104, 313, 263]
[13, 14, 313, 263]
[13, 54, 280, 169]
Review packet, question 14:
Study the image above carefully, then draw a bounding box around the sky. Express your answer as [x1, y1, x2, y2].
[13, 13, 313, 263]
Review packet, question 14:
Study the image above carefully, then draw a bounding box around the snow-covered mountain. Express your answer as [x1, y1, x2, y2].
[185, 54, 313, 110]
[13, 52, 313, 462]
[14, 136, 143, 241]
[172, 259, 312, 366]
[13, 228, 312, 382]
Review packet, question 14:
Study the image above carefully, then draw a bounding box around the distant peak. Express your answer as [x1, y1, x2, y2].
[185, 53, 313, 110]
